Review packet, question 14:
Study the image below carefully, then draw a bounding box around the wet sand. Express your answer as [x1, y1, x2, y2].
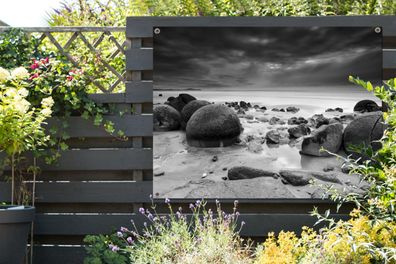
[153, 101, 368, 199]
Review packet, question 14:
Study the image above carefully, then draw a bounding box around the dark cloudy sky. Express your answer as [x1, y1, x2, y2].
[154, 27, 382, 90]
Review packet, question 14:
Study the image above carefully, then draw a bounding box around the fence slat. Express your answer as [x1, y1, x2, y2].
[33, 246, 86, 264]
[125, 49, 153, 70]
[0, 149, 152, 171]
[383, 50, 396, 68]
[0, 182, 152, 203]
[46, 115, 152, 138]
[125, 81, 152, 103]
[126, 16, 396, 38]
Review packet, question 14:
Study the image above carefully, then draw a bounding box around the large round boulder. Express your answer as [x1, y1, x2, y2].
[343, 112, 386, 156]
[353, 100, 381, 113]
[153, 104, 181, 131]
[166, 93, 197, 112]
[186, 104, 242, 147]
[301, 123, 344, 156]
[181, 100, 211, 129]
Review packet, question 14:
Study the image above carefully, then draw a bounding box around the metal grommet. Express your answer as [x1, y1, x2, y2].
[154, 28, 161, 35]
[374, 27, 382, 34]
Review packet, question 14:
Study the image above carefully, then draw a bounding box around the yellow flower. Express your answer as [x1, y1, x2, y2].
[11, 67, 29, 80]
[0, 67, 10, 82]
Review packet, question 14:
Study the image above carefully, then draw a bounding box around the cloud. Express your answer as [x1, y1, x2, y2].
[154, 27, 382, 89]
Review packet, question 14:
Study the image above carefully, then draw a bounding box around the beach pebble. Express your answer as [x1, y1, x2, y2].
[154, 171, 165, 177]
[181, 100, 211, 129]
[288, 124, 310, 138]
[269, 116, 285, 125]
[222, 167, 228, 171]
[228, 166, 278, 180]
[212, 155, 218, 162]
[239, 101, 249, 109]
[159, 93, 163, 97]
[153, 104, 181, 131]
[186, 104, 242, 147]
[265, 130, 281, 144]
[222, 176, 228, 181]
[245, 114, 254, 120]
[166, 93, 197, 112]
[343, 112, 386, 158]
[308, 114, 330, 128]
[353, 99, 381, 113]
[253, 105, 260, 109]
[325, 107, 343, 113]
[288, 117, 308, 125]
[271, 107, 285, 112]
[202, 173, 208, 178]
[301, 123, 344, 157]
[279, 170, 312, 186]
[286, 106, 300, 113]
[260, 106, 267, 110]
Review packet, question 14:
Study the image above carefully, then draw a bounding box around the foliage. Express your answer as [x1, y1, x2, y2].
[25, 57, 126, 163]
[48, 0, 396, 25]
[83, 234, 128, 264]
[84, 199, 253, 264]
[256, 210, 396, 264]
[0, 66, 53, 204]
[255, 77, 396, 263]
[0, 29, 44, 69]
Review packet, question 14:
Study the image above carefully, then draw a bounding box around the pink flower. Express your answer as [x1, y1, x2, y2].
[40, 57, 49, 64]
[29, 73, 39, 80]
[67, 75, 73, 81]
[30, 60, 39, 70]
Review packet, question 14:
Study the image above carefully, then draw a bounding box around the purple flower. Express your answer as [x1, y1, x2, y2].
[215, 199, 220, 205]
[127, 237, 133, 244]
[165, 198, 170, 204]
[120, 226, 128, 232]
[139, 207, 145, 214]
[234, 200, 239, 207]
[189, 203, 194, 210]
[116, 231, 123, 237]
[178, 207, 183, 212]
[147, 213, 154, 220]
[176, 211, 182, 218]
[236, 211, 240, 216]
[109, 244, 119, 252]
[241, 221, 246, 226]
[195, 200, 201, 206]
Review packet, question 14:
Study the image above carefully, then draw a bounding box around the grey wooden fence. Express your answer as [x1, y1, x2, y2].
[0, 16, 394, 263]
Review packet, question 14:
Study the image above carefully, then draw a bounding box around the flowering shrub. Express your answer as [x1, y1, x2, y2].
[84, 199, 253, 264]
[255, 77, 396, 264]
[24, 57, 125, 162]
[256, 210, 396, 264]
[0, 66, 53, 204]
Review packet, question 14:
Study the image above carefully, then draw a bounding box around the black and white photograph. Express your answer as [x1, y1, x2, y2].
[153, 27, 383, 199]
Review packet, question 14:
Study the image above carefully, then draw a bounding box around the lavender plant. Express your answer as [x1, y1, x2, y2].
[84, 199, 253, 264]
